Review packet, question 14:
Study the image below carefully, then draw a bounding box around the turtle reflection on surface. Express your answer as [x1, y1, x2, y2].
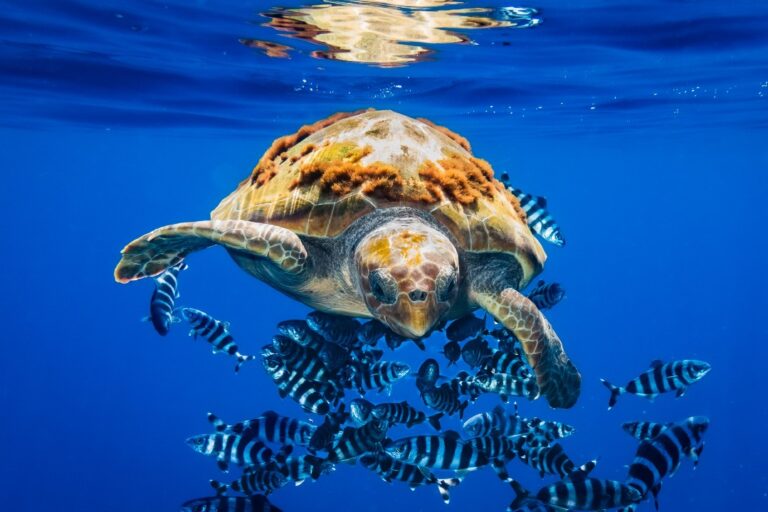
[257, 0, 540, 66]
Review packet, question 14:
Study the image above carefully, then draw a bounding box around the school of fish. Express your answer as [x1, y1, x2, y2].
[137, 195, 711, 512]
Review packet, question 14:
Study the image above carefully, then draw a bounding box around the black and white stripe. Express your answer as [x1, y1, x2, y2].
[622, 421, 671, 441]
[218, 467, 287, 496]
[498, 173, 565, 247]
[327, 418, 389, 462]
[370, 401, 443, 431]
[273, 454, 335, 484]
[186, 431, 273, 471]
[207, 411, 316, 447]
[526, 280, 565, 311]
[517, 443, 588, 478]
[463, 404, 532, 438]
[473, 372, 539, 402]
[482, 348, 532, 380]
[360, 452, 461, 504]
[262, 355, 331, 415]
[384, 431, 490, 471]
[306, 311, 361, 348]
[450, 371, 483, 402]
[180, 494, 282, 512]
[422, 382, 469, 418]
[510, 472, 641, 511]
[623, 416, 709, 510]
[180, 308, 255, 372]
[147, 262, 186, 336]
[343, 361, 410, 395]
[601, 359, 711, 409]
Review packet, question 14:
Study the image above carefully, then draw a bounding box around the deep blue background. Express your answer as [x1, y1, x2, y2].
[1, 1, 766, 511]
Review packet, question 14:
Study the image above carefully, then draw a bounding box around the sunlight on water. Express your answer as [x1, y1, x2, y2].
[257, 0, 540, 66]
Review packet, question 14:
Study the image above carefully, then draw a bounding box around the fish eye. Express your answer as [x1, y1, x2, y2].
[435, 268, 457, 302]
[369, 269, 398, 305]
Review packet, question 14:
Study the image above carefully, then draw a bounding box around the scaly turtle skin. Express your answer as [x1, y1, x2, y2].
[114, 110, 580, 408]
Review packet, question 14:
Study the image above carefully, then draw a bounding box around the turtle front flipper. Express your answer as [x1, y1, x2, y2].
[114, 220, 308, 283]
[470, 279, 580, 408]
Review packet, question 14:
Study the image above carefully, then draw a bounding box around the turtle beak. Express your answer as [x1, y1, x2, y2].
[387, 295, 439, 339]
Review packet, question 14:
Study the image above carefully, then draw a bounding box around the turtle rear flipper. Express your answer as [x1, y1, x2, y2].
[115, 220, 308, 283]
[471, 279, 580, 409]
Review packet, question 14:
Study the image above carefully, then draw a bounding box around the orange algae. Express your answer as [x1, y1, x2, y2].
[250, 109, 372, 187]
[417, 153, 496, 206]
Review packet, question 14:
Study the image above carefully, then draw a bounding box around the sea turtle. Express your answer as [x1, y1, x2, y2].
[114, 109, 580, 408]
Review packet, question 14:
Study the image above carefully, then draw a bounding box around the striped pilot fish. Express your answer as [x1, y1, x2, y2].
[261, 355, 331, 415]
[441, 340, 462, 366]
[384, 430, 491, 471]
[416, 358, 441, 393]
[180, 308, 255, 372]
[499, 172, 566, 247]
[360, 452, 461, 504]
[180, 494, 282, 512]
[526, 280, 566, 311]
[461, 337, 492, 368]
[525, 418, 576, 447]
[306, 311, 360, 349]
[450, 371, 483, 402]
[620, 416, 709, 512]
[481, 348, 532, 380]
[518, 443, 596, 479]
[356, 319, 389, 347]
[186, 431, 283, 472]
[206, 411, 316, 447]
[211, 467, 288, 496]
[422, 382, 469, 418]
[370, 401, 443, 431]
[343, 361, 411, 395]
[308, 405, 347, 454]
[621, 420, 672, 441]
[473, 372, 540, 402]
[446, 313, 486, 342]
[463, 404, 531, 438]
[146, 262, 187, 336]
[274, 454, 335, 485]
[327, 418, 389, 463]
[601, 359, 712, 409]
[271, 335, 334, 384]
[276, 320, 325, 352]
[509, 470, 642, 512]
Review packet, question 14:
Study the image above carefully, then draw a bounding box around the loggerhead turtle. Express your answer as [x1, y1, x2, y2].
[114, 109, 580, 408]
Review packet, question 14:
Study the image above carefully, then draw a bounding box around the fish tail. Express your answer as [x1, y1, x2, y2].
[436, 477, 461, 504]
[209, 479, 228, 495]
[507, 479, 531, 511]
[458, 401, 469, 420]
[428, 412, 444, 431]
[600, 378, 624, 410]
[234, 353, 256, 373]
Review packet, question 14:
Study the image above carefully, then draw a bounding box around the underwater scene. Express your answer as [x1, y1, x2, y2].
[1, 0, 767, 511]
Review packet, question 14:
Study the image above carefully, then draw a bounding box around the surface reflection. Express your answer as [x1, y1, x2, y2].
[255, 1, 540, 66]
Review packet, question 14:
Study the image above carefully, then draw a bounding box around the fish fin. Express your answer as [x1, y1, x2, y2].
[443, 430, 462, 441]
[600, 379, 624, 410]
[459, 400, 469, 420]
[650, 359, 664, 369]
[500, 393, 509, 403]
[294, 479, 305, 486]
[491, 458, 512, 482]
[207, 412, 228, 432]
[508, 478, 531, 510]
[428, 413, 444, 431]
[275, 444, 293, 464]
[412, 338, 426, 351]
[435, 478, 458, 504]
[216, 455, 229, 472]
[210, 479, 228, 495]
[277, 388, 289, 399]
[234, 353, 256, 373]
[651, 482, 662, 510]
[577, 458, 599, 475]
[141, 315, 151, 323]
[675, 387, 687, 398]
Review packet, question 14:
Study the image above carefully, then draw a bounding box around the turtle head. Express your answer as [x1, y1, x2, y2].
[356, 218, 459, 339]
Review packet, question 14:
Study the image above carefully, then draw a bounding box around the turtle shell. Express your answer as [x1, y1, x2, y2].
[212, 109, 546, 284]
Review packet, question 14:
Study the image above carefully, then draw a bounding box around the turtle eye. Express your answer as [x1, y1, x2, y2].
[436, 267, 457, 302]
[369, 269, 398, 305]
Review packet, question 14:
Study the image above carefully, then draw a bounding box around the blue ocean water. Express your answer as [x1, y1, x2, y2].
[1, 0, 766, 510]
